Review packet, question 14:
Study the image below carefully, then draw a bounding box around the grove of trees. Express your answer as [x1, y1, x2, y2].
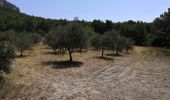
[0, 31, 42, 57]
[45, 22, 134, 60]
[0, 3, 170, 80]
[0, 30, 42, 82]
[15, 32, 39, 56]
[91, 30, 134, 57]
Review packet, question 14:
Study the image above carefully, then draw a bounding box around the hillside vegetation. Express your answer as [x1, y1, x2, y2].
[0, 1, 170, 48]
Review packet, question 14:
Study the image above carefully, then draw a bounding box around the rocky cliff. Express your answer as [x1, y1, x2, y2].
[0, 0, 20, 12]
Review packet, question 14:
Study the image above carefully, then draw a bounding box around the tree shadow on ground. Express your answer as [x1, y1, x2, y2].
[15, 55, 28, 58]
[93, 56, 114, 61]
[40, 46, 51, 49]
[44, 51, 66, 55]
[106, 54, 124, 57]
[42, 60, 83, 69]
[45, 52, 62, 55]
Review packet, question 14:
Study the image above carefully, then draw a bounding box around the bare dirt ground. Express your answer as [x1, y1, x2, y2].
[1, 45, 170, 100]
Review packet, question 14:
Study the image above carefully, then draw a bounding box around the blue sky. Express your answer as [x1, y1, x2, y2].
[8, 0, 170, 22]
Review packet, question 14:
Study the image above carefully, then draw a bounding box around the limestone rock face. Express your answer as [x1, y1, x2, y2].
[0, 0, 20, 12]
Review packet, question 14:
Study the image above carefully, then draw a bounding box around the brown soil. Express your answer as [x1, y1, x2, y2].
[1, 45, 170, 100]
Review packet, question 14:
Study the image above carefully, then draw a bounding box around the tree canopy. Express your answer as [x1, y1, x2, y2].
[91, 30, 134, 56]
[45, 22, 88, 62]
[0, 41, 15, 73]
[153, 8, 170, 48]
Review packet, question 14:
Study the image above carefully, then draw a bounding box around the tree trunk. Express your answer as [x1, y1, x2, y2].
[79, 48, 82, 52]
[68, 48, 72, 62]
[60, 48, 62, 53]
[102, 48, 104, 57]
[116, 46, 119, 55]
[20, 50, 23, 57]
[53, 49, 57, 54]
[126, 49, 129, 53]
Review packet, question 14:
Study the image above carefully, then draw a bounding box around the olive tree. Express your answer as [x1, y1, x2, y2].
[0, 30, 16, 45]
[30, 33, 42, 45]
[91, 34, 104, 56]
[0, 43, 15, 74]
[0, 31, 16, 73]
[0, 31, 15, 82]
[115, 35, 125, 55]
[91, 32, 112, 57]
[124, 38, 134, 53]
[46, 22, 87, 62]
[92, 30, 134, 56]
[106, 30, 127, 55]
[83, 26, 96, 47]
[109, 31, 134, 55]
[15, 32, 34, 56]
[45, 25, 65, 53]
[63, 22, 87, 61]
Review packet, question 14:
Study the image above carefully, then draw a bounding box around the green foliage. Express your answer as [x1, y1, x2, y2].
[29, 33, 42, 45]
[0, 43, 15, 73]
[0, 6, 69, 36]
[83, 26, 96, 46]
[0, 30, 16, 45]
[46, 22, 88, 61]
[91, 34, 103, 50]
[91, 30, 134, 56]
[0, 30, 41, 57]
[64, 22, 87, 50]
[45, 25, 65, 51]
[1, 3, 170, 48]
[153, 8, 170, 48]
[91, 20, 108, 34]
[118, 21, 151, 46]
[0, 30, 42, 78]
[14, 32, 34, 56]
[91, 32, 111, 56]
[105, 31, 126, 55]
[83, 26, 96, 38]
[124, 38, 134, 53]
[64, 22, 88, 61]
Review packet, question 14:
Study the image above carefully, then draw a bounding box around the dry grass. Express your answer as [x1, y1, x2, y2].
[0, 45, 170, 100]
[134, 46, 170, 56]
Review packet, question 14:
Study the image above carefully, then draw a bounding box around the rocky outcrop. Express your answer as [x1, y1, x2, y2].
[0, 0, 20, 12]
